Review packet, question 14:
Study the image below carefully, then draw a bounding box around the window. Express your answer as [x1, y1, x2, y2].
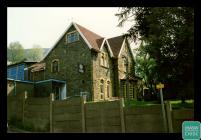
[100, 79, 104, 99]
[123, 57, 127, 72]
[107, 81, 110, 98]
[66, 31, 79, 43]
[100, 52, 108, 67]
[78, 64, 84, 73]
[52, 60, 59, 73]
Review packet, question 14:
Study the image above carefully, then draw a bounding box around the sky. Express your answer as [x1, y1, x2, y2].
[7, 7, 138, 49]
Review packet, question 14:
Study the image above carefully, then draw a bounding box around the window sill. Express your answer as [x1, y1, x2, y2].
[64, 40, 80, 45]
[100, 65, 109, 69]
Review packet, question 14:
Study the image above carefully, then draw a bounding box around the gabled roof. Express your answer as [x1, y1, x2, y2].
[42, 22, 104, 60]
[75, 23, 104, 51]
[107, 35, 125, 58]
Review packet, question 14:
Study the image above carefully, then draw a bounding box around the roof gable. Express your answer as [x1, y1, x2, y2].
[75, 23, 104, 51]
[42, 22, 104, 61]
[107, 35, 125, 58]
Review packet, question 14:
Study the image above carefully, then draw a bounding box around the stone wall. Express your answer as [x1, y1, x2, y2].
[41, 25, 93, 100]
[118, 40, 135, 80]
[92, 43, 115, 101]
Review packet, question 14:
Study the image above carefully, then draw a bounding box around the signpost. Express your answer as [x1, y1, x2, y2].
[156, 82, 167, 132]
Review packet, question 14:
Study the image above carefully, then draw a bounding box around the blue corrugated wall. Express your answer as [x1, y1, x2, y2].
[7, 64, 25, 80]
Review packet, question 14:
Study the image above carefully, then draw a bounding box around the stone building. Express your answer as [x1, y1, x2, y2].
[7, 22, 142, 101]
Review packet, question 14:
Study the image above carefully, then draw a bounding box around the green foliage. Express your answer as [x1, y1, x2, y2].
[26, 45, 44, 61]
[116, 7, 194, 100]
[134, 42, 157, 92]
[7, 42, 25, 64]
[170, 100, 194, 109]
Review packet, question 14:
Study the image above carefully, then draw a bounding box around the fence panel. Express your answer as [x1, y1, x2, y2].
[52, 97, 83, 133]
[85, 100, 122, 133]
[171, 109, 194, 133]
[124, 105, 165, 133]
[24, 97, 50, 131]
[7, 96, 23, 121]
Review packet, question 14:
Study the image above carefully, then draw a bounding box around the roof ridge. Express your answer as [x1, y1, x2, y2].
[74, 22, 104, 38]
[107, 35, 125, 40]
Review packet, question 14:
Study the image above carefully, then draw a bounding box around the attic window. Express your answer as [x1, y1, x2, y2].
[66, 31, 79, 43]
[100, 52, 108, 67]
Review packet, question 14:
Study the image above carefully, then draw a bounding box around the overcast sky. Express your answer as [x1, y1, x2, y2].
[7, 7, 138, 49]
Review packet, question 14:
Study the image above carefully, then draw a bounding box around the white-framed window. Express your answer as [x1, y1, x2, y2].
[66, 31, 79, 43]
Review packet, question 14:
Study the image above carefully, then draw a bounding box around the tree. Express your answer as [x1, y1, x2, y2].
[7, 42, 25, 64]
[116, 7, 194, 101]
[134, 42, 157, 95]
[26, 45, 44, 61]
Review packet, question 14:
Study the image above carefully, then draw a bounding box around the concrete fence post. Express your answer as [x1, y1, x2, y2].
[165, 101, 173, 133]
[119, 98, 125, 133]
[50, 93, 54, 133]
[81, 96, 86, 133]
[22, 91, 27, 123]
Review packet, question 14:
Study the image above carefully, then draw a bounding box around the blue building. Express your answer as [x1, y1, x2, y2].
[7, 61, 37, 81]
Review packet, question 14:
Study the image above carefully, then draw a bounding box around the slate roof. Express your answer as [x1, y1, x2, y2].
[107, 35, 125, 58]
[41, 22, 128, 63]
[75, 23, 104, 52]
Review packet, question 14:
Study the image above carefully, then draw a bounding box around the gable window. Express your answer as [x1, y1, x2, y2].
[52, 59, 59, 73]
[66, 31, 79, 43]
[100, 52, 108, 67]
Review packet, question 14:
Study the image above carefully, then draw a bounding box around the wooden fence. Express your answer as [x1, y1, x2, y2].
[52, 96, 84, 133]
[24, 97, 50, 131]
[165, 101, 194, 133]
[7, 96, 23, 121]
[85, 99, 124, 133]
[124, 105, 165, 133]
[7, 93, 194, 133]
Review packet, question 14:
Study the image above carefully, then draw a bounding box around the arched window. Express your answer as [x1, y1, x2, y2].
[107, 81, 110, 98]
[101, 53, 104, 66]
[52, 60, 59, 73]
[123, 57, 127, 72]
[100, 79, 104, 99]
[100, 52, 108, 67]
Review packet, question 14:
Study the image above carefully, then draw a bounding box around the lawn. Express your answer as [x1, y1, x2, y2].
[124, 99, 194, 109]
[124, 100, 160, 107]
[169, 99, 194, 109]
